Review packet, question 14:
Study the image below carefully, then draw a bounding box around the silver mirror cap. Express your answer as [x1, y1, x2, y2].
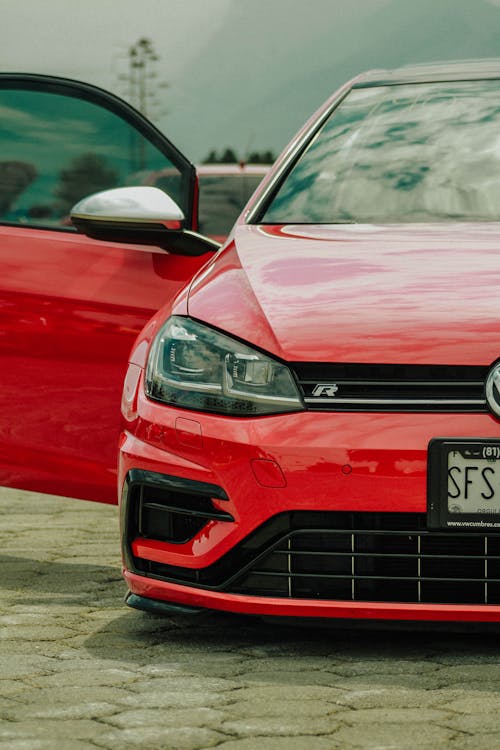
[70, 186, 185, 224]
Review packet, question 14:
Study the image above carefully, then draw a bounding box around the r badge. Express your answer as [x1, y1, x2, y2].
[312, 384, 339, 397]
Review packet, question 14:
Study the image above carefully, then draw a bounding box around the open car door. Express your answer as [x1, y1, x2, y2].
[0, 74, 214, 503]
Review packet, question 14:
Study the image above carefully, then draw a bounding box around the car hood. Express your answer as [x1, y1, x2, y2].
[187, 223, 500, 365]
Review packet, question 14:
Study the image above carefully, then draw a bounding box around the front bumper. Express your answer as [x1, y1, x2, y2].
[119, 389, 500, 622]
[123, 573, 500, 622]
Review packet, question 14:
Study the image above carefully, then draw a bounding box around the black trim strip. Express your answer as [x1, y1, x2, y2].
[127, 469, 229, 500]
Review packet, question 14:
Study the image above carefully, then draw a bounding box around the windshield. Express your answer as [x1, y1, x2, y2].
[262, 80, 500, 223]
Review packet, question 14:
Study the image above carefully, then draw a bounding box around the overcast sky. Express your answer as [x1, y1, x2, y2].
[0, 0, 232, 86]
[0, 0, 251, 159]
[3, 0, 500, 162]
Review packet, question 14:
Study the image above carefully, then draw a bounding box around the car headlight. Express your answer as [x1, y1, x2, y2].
[145, 316, 304, 416]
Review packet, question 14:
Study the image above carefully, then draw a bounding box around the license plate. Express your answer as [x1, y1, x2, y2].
[428, 439, 500, 530]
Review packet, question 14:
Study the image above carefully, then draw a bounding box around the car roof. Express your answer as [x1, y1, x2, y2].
[353, 58, 500, 87]
[196, 164, 271, 176]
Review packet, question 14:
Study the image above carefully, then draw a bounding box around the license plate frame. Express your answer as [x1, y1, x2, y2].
[428, 438, 500, 531]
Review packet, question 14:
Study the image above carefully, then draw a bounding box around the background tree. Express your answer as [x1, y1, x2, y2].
[219, 147, 238, 164]
[117, 37, 168, 120]
[247, 149, 275, 164]
[202, 148, 275, 164]
[203, 149, 219, 164]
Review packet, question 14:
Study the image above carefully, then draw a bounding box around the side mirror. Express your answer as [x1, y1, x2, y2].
[71, 186, 220, 256]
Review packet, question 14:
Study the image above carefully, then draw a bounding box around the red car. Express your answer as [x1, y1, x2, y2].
[0, 74, 261, 503]
[149, 163, 270, 243]
[3, 63, 500, 623]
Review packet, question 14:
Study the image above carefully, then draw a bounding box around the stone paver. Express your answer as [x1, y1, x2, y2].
[2, 486, 500, 749]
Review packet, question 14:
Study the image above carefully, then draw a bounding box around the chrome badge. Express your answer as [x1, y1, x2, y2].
[312, 383, 339, 397]
[486, 364, 500, 418]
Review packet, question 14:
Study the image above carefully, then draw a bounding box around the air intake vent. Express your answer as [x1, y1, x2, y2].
[125, 470, 233, 545]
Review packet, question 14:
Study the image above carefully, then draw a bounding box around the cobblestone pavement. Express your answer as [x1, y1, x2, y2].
[3, 488, 500, 750]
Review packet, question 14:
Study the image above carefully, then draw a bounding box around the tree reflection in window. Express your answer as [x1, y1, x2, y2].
[0, 88, 181, 228]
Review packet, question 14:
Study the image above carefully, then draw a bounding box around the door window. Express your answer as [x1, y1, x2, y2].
[0, 76, 194, 229]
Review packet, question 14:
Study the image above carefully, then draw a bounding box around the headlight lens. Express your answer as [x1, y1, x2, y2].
[145, 316, 304, 416]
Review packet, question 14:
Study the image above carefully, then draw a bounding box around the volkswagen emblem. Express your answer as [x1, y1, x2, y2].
[486, 363, 500, 418]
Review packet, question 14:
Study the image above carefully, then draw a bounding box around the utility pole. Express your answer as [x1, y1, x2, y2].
[128, 37, 159, 119]
[117, 38, 168, 169]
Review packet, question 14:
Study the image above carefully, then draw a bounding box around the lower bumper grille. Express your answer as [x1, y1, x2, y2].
[132, 511, 500, 606]
[230, 515, 500, 605]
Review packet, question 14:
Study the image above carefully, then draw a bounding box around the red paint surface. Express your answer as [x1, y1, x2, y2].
[120, 394, 500, 568]
[188, 222, 500, 365]
[0, 225, 210, 502]
[118, 216, 500, 619]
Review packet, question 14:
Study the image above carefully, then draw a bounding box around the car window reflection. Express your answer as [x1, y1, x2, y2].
[0, 89, 181, 228]
[263, 81, 500, 223]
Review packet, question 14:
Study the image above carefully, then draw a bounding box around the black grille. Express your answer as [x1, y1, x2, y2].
[131, 511, 500, 606]
[230, 514, 500, 605]
[293, 362, 488, 412]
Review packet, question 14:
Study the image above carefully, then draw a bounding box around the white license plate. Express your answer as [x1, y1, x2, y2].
[447, 449, 500, 514]
[428, 439, 500, 530]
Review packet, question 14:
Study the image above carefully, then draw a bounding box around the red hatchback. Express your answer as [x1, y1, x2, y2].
[117, 61, 500, 622]
[4, 63, 500, 622]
